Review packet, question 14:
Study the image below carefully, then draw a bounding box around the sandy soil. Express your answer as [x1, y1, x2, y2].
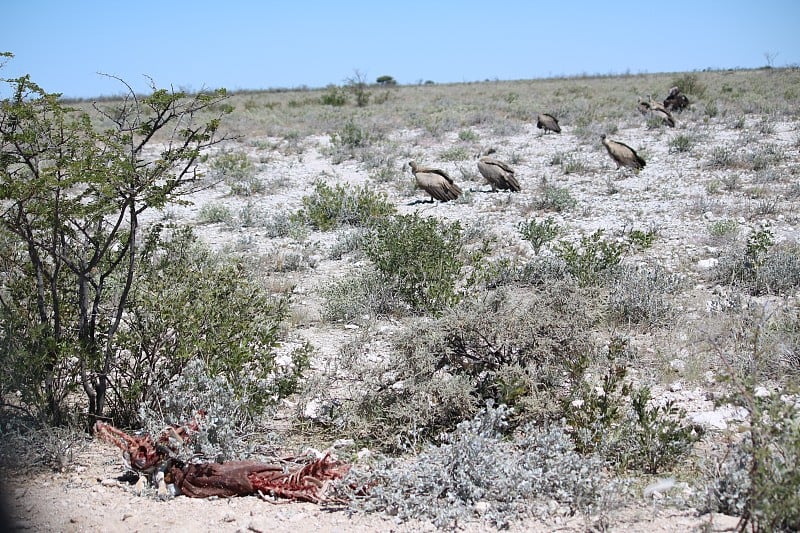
[3, 441, 741, 532]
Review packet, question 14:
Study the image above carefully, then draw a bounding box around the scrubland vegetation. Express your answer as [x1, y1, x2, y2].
[2, 55, 800, 530]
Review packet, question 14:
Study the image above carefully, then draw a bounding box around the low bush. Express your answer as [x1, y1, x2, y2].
[321, 266, 403, 322]
[714, 227, 800, 296]
[363, 213, 478, 315]
[113, 225, 310, 426]
[294, 181, 395, 231]
[704, 316, 800, 531]
[336, 285, 600, 450]
[340, 404, 611, 529]
[210, 150, 263, 196]
[534, 178, 578, 212]
[320, 85, 347, 106]
[518, 216, 560, 254]
[197, 202, 233, 225]
[331, 119, 369, 148]
[668, 134, 695, 154]
[608, 263, 684, 327]
[554, 229, 627, 287]
[565, 343, 700, 474]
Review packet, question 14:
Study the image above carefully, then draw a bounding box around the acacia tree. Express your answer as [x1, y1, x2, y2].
[0, 60, 233, 427]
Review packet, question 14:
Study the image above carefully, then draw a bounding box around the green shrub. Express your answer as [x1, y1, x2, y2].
[554, 229, 626, 286]
[721, 173, 742, 191]
[626, 227, 658, 250]
[294, 181, 395, 231]
[210, 151, 262, 196]
[336, 285, 600, 450]
[668, 134, 695, 153]
[197, 202, 233, 224]
[670, 73, 706, 97]
[549, 152, 586, 174]
[363, 213, 473, 314]
[113, 225, 310, 425]
[518, 216, 560, 254]
[535, 178, 578, 212]
[331, 119, 369, 148]
[714, 227, 800, 296]
[708, 219, 740, 240]
[439, 146, 471, 161]
[565, 345, 699, 473]
[320, 85, 347, 106]
[747, 143, 786, 171]
[321, 266, 402, 322]
[706, 316, 800, 531]
[458, 129, 478, 141]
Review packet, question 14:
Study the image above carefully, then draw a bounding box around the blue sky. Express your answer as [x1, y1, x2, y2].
[4, 1, 800, 98]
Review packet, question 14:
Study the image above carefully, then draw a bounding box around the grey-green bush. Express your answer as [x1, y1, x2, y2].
[339, 404, 610, 529]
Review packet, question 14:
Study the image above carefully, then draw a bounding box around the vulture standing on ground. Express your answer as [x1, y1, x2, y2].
[663, 87, 689, 111]
[477, 150, 521, 192]
[644, 95, 675, 127]
[408, 161, 462, 202]
[601, 134, 646, 171]
[638, 94, 675, 128]
[536, 113, 561, 134]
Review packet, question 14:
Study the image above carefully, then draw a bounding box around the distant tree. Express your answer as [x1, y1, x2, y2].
[0, 65, 233, 427]
[376, 75, 397, 87]
[764, 51, 779, 68]
[345, 69, 371, 107]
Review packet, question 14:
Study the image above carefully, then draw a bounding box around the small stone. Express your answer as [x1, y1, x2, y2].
[332, 438, 355, 449]
[303, 399, 321, 419]
[690, 406, 748, 430]
[474, 501, 491, 515]
[670, 359, 686, 374]
[356, 448, 372, 461]
[696, 258, 719, 270]
[100, 478, 118, 487]
[669, 381, 683, 392]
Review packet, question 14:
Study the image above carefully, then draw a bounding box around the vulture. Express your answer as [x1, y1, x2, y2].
[651, 107, 676, 127]
[601, 134, 646, 171]
[477, 150, 521, 192]
[645, 95, 675, 127]
[637, 99, 652, 115]
[663, 87, 689, 112]
[536, 113, 561, 134]
[408, 161, 462, 202]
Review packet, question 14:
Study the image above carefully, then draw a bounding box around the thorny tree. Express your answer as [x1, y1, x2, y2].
[0, 55, 233, 428]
